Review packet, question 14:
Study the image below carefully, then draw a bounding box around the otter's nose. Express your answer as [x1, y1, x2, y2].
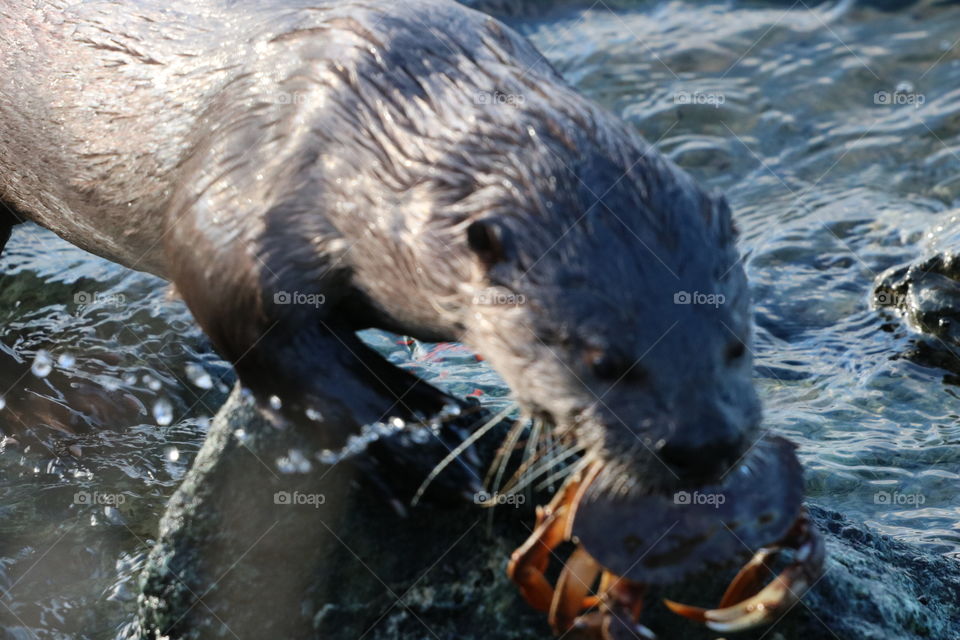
[657, 436, 743, 479]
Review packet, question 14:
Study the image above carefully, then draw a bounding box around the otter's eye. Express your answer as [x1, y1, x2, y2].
[725, 341, 747, 362]
[466, 218, 510, 267]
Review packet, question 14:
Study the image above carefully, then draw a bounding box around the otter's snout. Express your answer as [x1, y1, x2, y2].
[657, 434, 745, 480]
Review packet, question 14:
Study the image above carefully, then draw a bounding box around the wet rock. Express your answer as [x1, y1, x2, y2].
[136, 387, 960, 640]
[875, 211, 960, 371]
[135, 386, 539, 640]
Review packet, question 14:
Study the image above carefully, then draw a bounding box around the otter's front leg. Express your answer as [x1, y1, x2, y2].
[231, 317, 456, 441]
[164, 226, 453, 446]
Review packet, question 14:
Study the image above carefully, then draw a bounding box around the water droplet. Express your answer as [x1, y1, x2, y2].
[153, 398, 173, 426]
[31, 351, 53, 378]
[185, 363, 213, 390]
[440, 402, 462, 418]
[277, 448, 313, 474]
[57, 353, 76, 369]
[269, 395, 283, 410]
[103, 506, 126, 526]
[143, 375, 162, 391]
[165, 446, 180, 462]
[233, 428, 248, 443]
[0, 396, 7, 411]
[122, 373, 138, 386]
[390, 417, 405, 429]
[305, 407, 324, 422]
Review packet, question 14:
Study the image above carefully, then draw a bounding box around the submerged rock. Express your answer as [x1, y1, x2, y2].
[135, 386, 960, 639]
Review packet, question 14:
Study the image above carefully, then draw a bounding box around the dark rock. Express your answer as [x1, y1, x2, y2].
[875, 211, 960, 372]
[136, 387, 960, 640]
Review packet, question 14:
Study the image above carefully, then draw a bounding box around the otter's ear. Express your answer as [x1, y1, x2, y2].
[466, 219, 512, 267]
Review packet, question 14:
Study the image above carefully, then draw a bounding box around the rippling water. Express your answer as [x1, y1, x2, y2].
[2, 1, 960, 637]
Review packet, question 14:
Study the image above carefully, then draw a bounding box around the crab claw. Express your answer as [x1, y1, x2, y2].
[664, 508, 825, 632]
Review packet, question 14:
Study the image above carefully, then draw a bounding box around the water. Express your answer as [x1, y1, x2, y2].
[512, 0, 960, 554]
[2, 1, 960, 637]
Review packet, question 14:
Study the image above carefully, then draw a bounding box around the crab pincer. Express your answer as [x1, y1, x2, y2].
[664, 507, 825, 632]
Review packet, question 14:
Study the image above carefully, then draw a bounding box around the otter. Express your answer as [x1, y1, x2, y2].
[0, 1, 818, 637]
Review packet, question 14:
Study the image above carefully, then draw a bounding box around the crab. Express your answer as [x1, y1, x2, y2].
[507, 436, 824, 639]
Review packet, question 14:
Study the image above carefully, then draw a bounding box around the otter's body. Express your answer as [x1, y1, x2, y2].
[0, 0, 758, 488]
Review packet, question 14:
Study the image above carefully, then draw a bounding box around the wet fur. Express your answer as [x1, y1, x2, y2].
[0, 0, 757, 487]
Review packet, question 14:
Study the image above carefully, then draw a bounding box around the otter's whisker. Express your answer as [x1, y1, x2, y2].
[500, 425, 567, 493]
[411, 402, 517, 507]
[485, 412, 529, 498]
[544, 426, 557, 473]
[501, 420, 551, 494]
[500, 442, 586, 497]
[532, 455, 591, 493]
[520, 416, 543, 486]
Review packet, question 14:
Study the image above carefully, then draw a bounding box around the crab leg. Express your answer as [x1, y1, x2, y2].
[507, 501, 571, 613]
[506, 460, 655, 638]
[550, 547, 602, 632]
[570, 575, 654, 640]
[664, 508, 824, 632]
[507, 463, 600, 630]
[507, 461, 602, 614]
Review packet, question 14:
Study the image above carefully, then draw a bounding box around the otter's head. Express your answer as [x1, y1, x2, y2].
[452, 111, 807, 591]
[457, 120, 759, 496]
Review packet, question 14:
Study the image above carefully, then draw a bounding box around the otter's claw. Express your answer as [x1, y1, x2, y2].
[664, 508, 824, 632]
